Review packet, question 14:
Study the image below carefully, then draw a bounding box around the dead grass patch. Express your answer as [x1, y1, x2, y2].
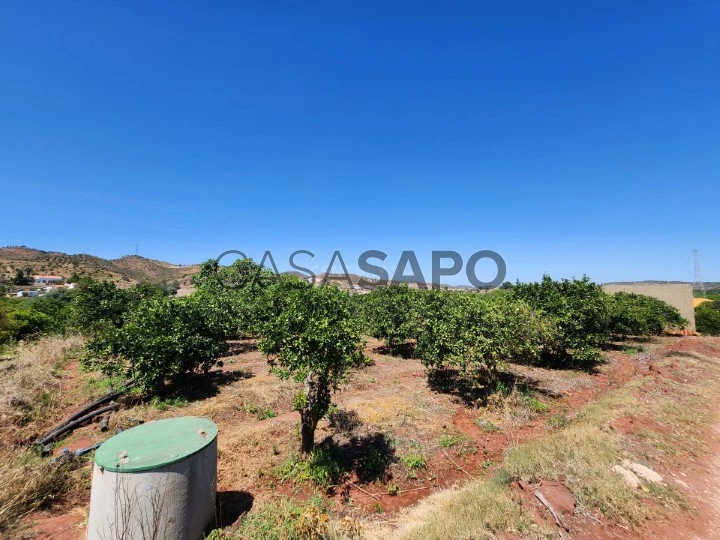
[0, 336, 84, 431]
[368, 479, 550, 540]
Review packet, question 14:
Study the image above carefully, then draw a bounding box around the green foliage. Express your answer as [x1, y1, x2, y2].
[275, 448, 344, 486]
[523, 395, 549, 413]
[243, 402, 276, 420]
[361, 284, 417, 349]
[71, 279, 169, 335]
[411, 290, 552, 384]
[439, 434, 467, 448]
[83, 295, 228, 393]
[607, 292, 687, 337]
[696, 301, 720, 336]
[0, 298, 53, 343]
[511, 275, 610, 365]
[401, 453, 427, 470]
[192, 258, 277, 338]
[26, 289, 76, 334]
[229, 494, 332, 540]
[12, 268, 32, 286]
[258, 280, 365, 454]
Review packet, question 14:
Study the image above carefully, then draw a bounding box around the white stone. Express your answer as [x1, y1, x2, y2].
[613, 464, 640, 489]
[623, 460, 664, 483]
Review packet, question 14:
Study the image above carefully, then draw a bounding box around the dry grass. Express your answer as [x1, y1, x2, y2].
[0, 449, 78, 537]
[0, 335, 85, 431]
[0, 336, 88, 537]
[367, 479, 550, 540]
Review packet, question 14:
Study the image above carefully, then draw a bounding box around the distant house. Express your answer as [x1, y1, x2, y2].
[33, 275, 62, 284]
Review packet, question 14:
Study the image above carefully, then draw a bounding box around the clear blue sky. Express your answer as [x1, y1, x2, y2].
[1, 2, 718, 284]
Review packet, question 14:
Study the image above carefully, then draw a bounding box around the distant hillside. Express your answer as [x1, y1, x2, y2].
[0, 246, 199, 288]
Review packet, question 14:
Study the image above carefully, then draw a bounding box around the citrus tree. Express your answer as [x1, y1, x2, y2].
[607, 292, 687, 337]
[362, 284, 417, 350]
[84, 295, 228, 394]
[192, 258, 276, 338]
[696, 301, 720, 336]
[511, 275, 610, 365]
[258, 279, 366, 456]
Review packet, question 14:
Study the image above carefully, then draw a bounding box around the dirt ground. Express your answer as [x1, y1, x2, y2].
[27, 335, 720, 539]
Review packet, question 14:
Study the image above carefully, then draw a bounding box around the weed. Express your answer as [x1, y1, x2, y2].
[547, 409, 569, 429]
[438, 434, 467, 448]
[232, 494, 338, 540]
[402, 453, 427, 471]
[149, 395, 188, 411]
[523, 395, 549, 413]
[275, 449, 344, 487]
[243, 402, 276, 420]
[476, 419, 502, 433]
[387, 482, 400, 496]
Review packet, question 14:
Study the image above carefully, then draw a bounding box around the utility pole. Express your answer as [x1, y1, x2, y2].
[693, 249, 705, 295]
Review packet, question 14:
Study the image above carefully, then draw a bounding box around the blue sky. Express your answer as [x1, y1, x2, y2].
[1, 2, 718, 285]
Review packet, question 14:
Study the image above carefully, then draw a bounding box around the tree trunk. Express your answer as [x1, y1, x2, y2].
[299, 371, 320, 457]
[300, 415, 315, 457]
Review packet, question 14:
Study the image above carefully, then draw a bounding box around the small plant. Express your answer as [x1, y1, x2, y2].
[482, 459, 494, 468]
[402, 453, 427, 471]
[373, 502, 384, 513]
[233, 494, 331, 539]
[439, 434, 467, 448]
[149, 395, 188, 411]
[476, 419, 502, 433]
[244, 402, 276, 420]
[387, 482, 400, 496]
[523, 395, 549, 413]
[547, 409, 569, 429]
[275, 448, 344, 487]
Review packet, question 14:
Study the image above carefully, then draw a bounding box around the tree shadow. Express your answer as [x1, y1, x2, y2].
[522, 351, 606, 374]
[220, 340, 258, 357]
[169, 369, 254, 401]
[371, 342, 416, 359]
[318, 429, 397, 484]
[215, 490, 254, 528]
[127, 368, 254, 406]
[427, 368, 562, 406]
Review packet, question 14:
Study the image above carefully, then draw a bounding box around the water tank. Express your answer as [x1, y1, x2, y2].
[87, 416, 218, 540]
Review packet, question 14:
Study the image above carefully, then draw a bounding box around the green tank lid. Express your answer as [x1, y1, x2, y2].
[95, 416, 218, 473]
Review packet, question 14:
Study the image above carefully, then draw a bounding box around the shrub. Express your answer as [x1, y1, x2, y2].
[401, 453, 427, 470]
[511, 275, 610, 365]
[0, 298, 55, 344]
[83, 295, 228, 394]
[411, 290, 552, 383]
[608, 292, 687, 336]
[362, 285, 417, 349]
[696, 301, 720, 336]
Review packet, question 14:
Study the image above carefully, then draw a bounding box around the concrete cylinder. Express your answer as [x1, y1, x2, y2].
[87, 416, 218, 540]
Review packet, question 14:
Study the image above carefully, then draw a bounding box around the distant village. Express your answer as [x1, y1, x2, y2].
[8, 275, 75, 298]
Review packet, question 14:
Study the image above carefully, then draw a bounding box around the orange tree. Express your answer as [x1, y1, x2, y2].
[258, 278, 366, 456]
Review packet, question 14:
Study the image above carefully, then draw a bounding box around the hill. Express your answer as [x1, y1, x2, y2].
[0, 246, 199, 288]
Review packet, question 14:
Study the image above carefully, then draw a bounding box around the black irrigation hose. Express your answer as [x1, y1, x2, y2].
[35, 381, 134, 446]
[37, 402, 121, 447]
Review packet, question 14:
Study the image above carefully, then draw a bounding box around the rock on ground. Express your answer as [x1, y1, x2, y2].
[613, 464, 641, 489]
[623, 460, 664, 483]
